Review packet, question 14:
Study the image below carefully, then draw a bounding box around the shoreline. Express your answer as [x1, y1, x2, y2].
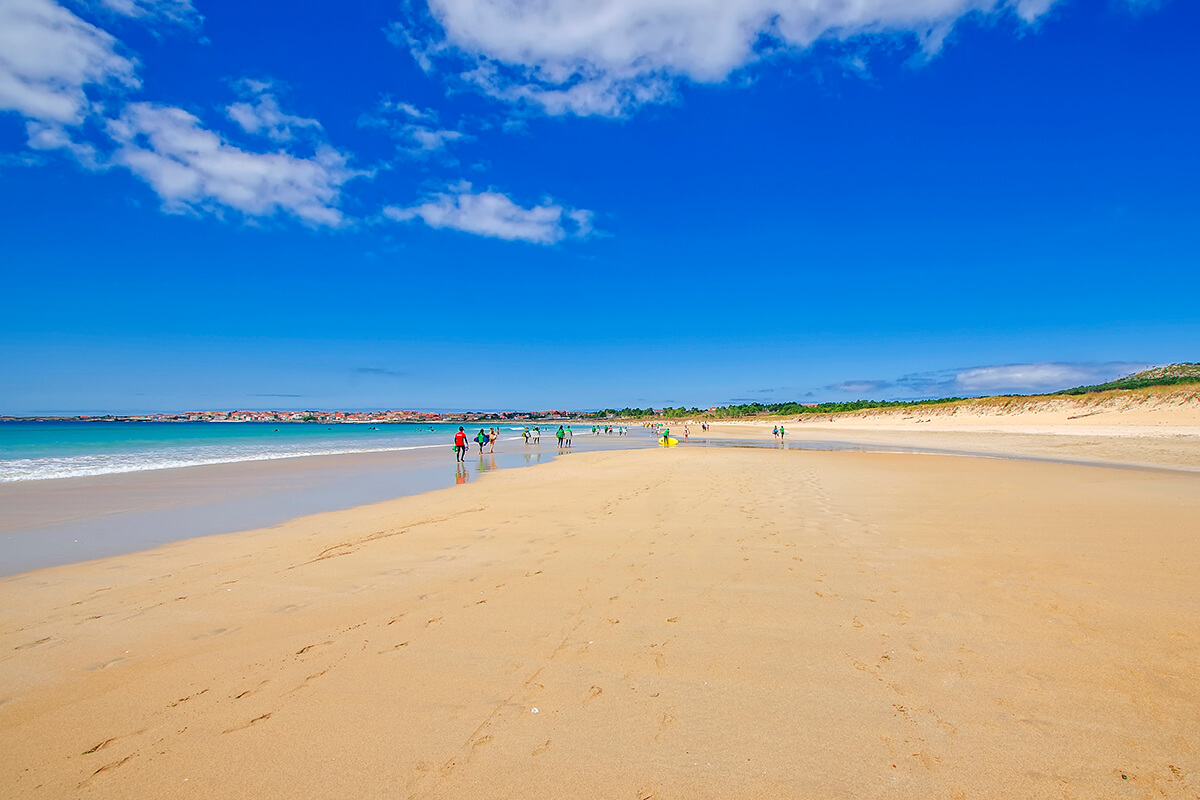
[4, 416, 1198, 578]
[2, 444, 1197, 798]
[0, 432, 652, 577]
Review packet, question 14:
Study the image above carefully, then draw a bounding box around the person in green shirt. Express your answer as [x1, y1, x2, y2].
[556, 426, 565, 449]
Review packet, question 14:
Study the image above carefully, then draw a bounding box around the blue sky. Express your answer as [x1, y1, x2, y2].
[1, 0, 1197, 414]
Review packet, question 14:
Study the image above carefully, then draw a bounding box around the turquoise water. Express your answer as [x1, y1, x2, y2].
[0, 421, 542, 481]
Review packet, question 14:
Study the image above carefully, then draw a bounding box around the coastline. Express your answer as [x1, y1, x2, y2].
[2, 443, 1197, 798]
[0, 431, 651, 576]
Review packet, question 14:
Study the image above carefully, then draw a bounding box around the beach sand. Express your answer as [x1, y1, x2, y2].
[2, 440, 1198, 798]
[697, 388, 1200, 471]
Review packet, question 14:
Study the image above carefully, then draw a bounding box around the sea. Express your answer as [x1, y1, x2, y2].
[0, 420, 648, 575]
[0, 420, 534, 482]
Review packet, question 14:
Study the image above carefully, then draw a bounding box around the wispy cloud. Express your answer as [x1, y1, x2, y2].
[392, 0, 1067, 117]
[358, 96, 467, 156]
[827, 379, 892, 394]
[247, 393, 304, 397]
[225, 79, 322, 143]
[356, 367, 407, 378]
[382, 181, 594, 244]
[93, 0, 201, 26]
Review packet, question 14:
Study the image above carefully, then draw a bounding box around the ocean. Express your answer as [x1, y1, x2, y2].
[0, 420, 537, 482]
[0, 420, 649, 574]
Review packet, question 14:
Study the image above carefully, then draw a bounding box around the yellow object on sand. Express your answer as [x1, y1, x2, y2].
[659, 437, 678, 446]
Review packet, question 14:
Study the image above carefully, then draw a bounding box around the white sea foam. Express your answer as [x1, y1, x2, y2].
[0, 442, 448, 483]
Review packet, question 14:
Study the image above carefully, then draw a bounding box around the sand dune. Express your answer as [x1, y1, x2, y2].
[2, 442, 1198, 798]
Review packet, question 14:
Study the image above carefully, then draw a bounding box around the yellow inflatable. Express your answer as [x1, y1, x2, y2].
[659, 437, 678, 446]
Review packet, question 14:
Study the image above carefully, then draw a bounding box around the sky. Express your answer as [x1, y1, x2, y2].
[1, 0, 1197, 414]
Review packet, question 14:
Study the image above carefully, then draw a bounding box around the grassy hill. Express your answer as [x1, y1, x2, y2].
[1055, 363, 1200, 395]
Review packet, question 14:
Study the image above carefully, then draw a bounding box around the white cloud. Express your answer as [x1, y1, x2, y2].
[406, 126, 464, 152]
[92, 0, 200, 25]
[25, 119, 102, 167]
[398, 0, 1065, 116]
[226, 80, 322, 142]
[951, 362, 1147, 394]
[358, 96, 467, 155]
[383, 181, 593, 244]
[383, 99, 437, 122]
[0, 0, 139, 125]
[107, 102, 362, 227]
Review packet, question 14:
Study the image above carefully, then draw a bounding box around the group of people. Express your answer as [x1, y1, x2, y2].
[590, 425, 627, 436]
[455, 424, 589, 461]
[772, 425, 786, 441]
[453, 426, 504, 461]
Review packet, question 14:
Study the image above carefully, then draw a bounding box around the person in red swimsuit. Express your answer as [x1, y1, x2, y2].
[453, 427, 468, 462]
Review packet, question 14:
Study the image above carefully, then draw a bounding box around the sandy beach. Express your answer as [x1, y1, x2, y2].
[697, 387, 1200, 471]
[2, 418, 1198, 799]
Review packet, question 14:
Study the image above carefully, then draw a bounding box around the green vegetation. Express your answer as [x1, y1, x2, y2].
[1054, 363, 1200, 396]
[592, 397, 962, 420]
[707, 398, 962, 418]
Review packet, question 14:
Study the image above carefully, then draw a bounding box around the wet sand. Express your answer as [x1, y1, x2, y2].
[0, 432, 649, 576]
[1, 443, 1197, 798]
[698, 398, 1200, 472]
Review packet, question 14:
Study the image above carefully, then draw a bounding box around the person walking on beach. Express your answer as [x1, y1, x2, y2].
[454, 427, 468, 462]
[534, 426, 541, 443]
[556, 426, 565, 450]
[566, 425, 573, 449]
[779, 424, 786, 443]
[523, 427, 530, 445]
[489, 427, 498, 454]
[476, 428, 487, 454]
[772, 426, 779, 441]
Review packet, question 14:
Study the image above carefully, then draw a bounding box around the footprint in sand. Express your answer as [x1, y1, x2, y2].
[222, 712, 271, 734]
[86, 656, 130, 671]
[532, 739, 552, 756]
[14, 636, 58, 650]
